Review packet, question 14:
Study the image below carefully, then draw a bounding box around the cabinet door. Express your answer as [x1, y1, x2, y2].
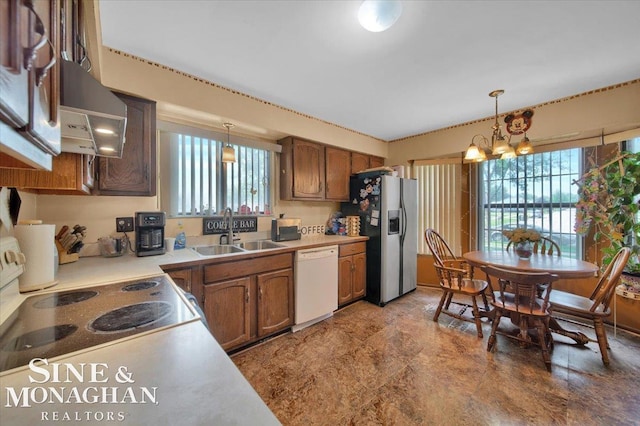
[352, 252, 367, 299]
[369, 156, 384, 168]
[166, 268, 192, 293]
[351, 152, 369, 175]
[0, 0, 29, 127]
[257, 269, 293, 337]
[292, 139, 324, 199]
[338, 256, 354, 306]
[204, 278, 251, 351]
[23, 0, 60, 155]
[325, 147, 350, 201]
[97, 92, 156, 196]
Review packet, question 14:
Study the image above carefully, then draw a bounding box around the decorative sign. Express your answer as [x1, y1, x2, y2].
[202, 216, 258, 235]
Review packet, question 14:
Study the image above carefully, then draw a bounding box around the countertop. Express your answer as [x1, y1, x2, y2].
[0, 234, 365, 425]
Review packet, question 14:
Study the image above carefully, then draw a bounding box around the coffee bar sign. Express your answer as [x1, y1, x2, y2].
[202, 216, 258, 235]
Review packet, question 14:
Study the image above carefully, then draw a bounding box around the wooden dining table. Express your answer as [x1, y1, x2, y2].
[463, 250, 600, 345]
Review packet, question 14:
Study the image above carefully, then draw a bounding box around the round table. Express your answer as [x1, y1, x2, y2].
[463, 250, 599, 345]
[462, 250, 599, 279]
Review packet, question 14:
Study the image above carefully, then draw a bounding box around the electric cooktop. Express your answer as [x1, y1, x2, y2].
[0, 274, 199, 373]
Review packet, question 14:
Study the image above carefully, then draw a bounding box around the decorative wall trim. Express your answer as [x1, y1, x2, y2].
[107, 48, 386, 143]
[389, 79, 640, 144]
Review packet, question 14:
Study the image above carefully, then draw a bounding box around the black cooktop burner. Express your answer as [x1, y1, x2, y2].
[0, 274, 198, 373]
[33, 290, 98, 308]
[89, 301, 173, 333]
[122, 280, 159, 292]
[3, 325, 78, 352]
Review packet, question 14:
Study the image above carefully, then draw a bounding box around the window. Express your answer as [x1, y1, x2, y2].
[159, 125, 275, 217]
[478, 148, 582, 258]
[414, 161, 463, 255]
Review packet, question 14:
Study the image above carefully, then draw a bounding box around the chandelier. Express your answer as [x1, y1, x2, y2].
[221, 122, 236, 163]
[464, 90, 535, 162]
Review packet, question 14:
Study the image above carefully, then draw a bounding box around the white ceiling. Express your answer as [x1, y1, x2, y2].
[98, 1, 640, 142]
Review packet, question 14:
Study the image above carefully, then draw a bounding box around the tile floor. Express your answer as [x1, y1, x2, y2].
[232, 286, 640, 425]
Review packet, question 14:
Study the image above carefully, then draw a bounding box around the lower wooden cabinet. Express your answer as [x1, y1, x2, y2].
[338, 242, 367, 306]
[200, 252, 295, 352]
[204, 277, 252, 351]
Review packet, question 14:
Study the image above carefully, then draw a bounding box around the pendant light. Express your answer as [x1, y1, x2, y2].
[222, 122, 236, 163]
[464, 90, 535, 162]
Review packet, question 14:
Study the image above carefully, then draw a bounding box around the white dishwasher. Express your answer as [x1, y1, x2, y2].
[293, 245, 339, 332]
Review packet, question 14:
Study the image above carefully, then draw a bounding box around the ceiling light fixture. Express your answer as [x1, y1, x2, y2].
[358, 0, 402, 32]
[464, 90, 535, 162]
[221, 122, 236, 163]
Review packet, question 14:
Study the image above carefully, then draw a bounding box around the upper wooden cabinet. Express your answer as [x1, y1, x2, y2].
[351, 152, 384, 174]
[95, 92, 156, 196]
[0, 0, 61, 160]
[325, 147, 350, 201]
[279, 137, 325, 200]
[279, 137, 380, 202]
[0, 152, 94, 194]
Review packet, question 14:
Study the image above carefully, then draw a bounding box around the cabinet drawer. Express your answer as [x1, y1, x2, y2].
[339, 242, 366, 257]
[203, 253, 293, 284]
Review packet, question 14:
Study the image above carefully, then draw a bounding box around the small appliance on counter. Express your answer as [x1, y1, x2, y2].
[14, 220, 59, 292]
[271, 216, 301, 242]
[135, 211, 166, 256]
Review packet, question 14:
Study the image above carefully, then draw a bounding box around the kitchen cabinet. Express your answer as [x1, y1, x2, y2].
[0, 152, 94, 194]
[351, 152, 385, 174]
[0, 0, 61, 165]
[202, 252, 294, 351]
[279, 137, 351, 201]
[325, 146, 351, 201]
[165, 267, 193, 293]
[204, 277, 252, 351]
[279, 137, 325, 200]
[95, 92, 156, 196]
[338, 242, 367, 306]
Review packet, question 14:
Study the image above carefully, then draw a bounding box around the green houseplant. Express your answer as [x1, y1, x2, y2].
[574, 151, 640, 289]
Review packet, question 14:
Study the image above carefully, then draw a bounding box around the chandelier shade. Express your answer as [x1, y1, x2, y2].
[464, 90, 535, 162]
[222, 122, 236, 163]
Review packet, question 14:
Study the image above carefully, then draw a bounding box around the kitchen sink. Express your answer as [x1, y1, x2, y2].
[235, 240, 284, 251]
[193, 245, 245, 256]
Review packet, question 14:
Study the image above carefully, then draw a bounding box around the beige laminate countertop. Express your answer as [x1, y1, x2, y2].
[0, 234, 365, 425]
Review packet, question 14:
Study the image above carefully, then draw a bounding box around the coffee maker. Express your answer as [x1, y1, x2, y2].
[135, 211, 166, 257]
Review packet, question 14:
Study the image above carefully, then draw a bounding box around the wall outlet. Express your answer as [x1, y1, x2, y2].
[116, 217, 134, 232]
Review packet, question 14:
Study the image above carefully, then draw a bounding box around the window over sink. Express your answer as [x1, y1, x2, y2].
[158, 122, 276, 217]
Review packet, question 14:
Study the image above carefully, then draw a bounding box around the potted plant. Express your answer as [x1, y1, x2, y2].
[575, 151, 640, 296]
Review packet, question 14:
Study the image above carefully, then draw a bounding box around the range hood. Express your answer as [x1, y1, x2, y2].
[60, 60, 127, 158]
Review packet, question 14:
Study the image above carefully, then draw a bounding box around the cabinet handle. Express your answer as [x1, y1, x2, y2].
[259, 286, 263, 300]
[246, 287, 249, 303]
[35, 39, 56, 87]
[22, 0, 48, 71]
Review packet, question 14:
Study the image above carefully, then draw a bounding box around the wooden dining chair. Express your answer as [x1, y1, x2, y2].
[424, 228, 473, 276]
[549, 247, 630, 365]
[433, 263, 490, 337]
[506, 236, 561, 256]
[482, 265, 559, 371]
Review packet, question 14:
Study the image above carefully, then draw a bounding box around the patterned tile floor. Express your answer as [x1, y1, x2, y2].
[232, 286, 640, 425]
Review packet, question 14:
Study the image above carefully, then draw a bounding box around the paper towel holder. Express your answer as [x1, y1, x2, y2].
[15, 220, 59, 293]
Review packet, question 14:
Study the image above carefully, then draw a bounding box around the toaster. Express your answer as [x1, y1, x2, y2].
[271, 218, 301, 242]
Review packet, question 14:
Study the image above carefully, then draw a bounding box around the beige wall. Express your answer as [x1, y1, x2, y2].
[387, 80, 640, 167]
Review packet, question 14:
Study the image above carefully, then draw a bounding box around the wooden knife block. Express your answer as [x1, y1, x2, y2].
[55, 240, 79, 264]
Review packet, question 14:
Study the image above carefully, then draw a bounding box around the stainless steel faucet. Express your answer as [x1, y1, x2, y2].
[220, 207, 235, 245]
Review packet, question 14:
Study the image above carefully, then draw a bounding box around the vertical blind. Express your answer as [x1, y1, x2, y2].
[414, 162, 462, 255]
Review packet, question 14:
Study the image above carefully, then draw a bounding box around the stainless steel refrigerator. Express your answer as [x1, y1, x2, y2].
[342, 173, 417, 306]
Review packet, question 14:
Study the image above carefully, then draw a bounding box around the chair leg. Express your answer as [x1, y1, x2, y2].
[471, 295, 483, 338]
[536, 320, 552, 372]
[433, 290, 448, 322]
[593, 317, 610, 366]
[487, 310, 502, 352]
[481, 291, 490, 312]
[444, 292, 454, 310]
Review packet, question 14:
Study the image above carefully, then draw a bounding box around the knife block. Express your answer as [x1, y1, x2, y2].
[55, 240, 79, 264]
